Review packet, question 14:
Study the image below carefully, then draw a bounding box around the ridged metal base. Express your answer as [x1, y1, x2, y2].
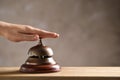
[20, 64, 61, 73]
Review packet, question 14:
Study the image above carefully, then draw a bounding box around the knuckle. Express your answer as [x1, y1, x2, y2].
[24, 25, 34, 32]
[24, 25, 33, 29]
[8, 37, 21, 42]
[13, 39, 21, 42]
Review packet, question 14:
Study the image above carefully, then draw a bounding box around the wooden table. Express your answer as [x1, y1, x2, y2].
[0, 67, 120, 80]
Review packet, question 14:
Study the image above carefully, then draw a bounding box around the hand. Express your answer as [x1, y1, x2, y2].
[0, 21, 59, 42]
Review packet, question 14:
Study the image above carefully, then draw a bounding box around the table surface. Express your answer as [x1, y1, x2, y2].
[0, 67, 120, 77]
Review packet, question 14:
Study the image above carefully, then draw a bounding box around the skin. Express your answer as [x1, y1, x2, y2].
[0, 21, 59, 42]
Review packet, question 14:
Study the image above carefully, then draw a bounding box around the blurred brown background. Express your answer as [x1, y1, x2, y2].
[0, 0, 120, 66]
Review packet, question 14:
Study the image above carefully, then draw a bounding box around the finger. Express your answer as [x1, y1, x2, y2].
[32, 28, 59, 38]
[17, 34, 39, 41]
[18, 25, 59, 38]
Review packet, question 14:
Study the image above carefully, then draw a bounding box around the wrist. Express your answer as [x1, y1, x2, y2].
[0, 21, 10, 36]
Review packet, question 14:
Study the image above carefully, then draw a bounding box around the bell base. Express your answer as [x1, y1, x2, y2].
[19, 64, 61, 73]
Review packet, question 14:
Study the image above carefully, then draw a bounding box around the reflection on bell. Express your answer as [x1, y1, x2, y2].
[19, 38, 61, 73]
